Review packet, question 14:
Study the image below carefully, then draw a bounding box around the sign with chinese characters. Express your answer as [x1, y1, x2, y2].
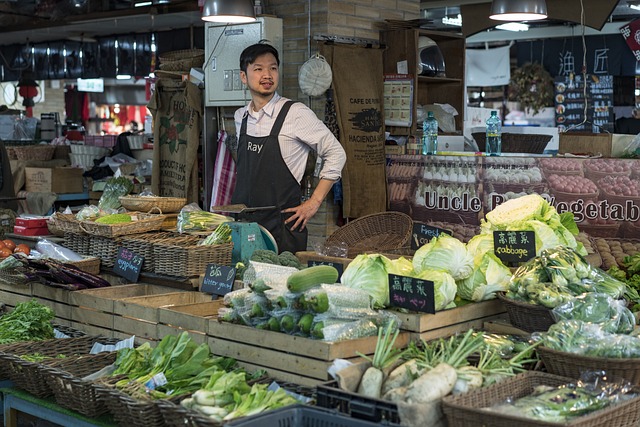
[201, 263, 236, 296]
[554, 75, 613, 133]
[411, 222, 453, 250]
[493, 231, 536, 265]
[620, 19, 640, 62]
[383, 74, 413, 127]
[388, 273, 435, 314]
[307, 260, 344, 281]
[113, 247, 144, 282]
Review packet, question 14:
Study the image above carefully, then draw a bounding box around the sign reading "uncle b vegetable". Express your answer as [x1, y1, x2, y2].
[493, 231, 536, 265]
[388, 273, 435, 314]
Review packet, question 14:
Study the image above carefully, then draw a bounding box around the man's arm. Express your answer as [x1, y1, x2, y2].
[283, 178, 335, 231]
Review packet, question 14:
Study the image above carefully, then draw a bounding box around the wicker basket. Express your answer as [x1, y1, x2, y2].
[442, 371, 640, 427]
[13, 144, 56, 161]
[89, 235, 122, 268]
[65, 256, 101, 275]
[45, 352, 119, 418]
[96, 383, 171, 427]
[0, 336, 117, 398]
[120, 231, 178, 272]
[152, 237, 233, 277]
[119, 196, 187, 213]
[63, 232, 92, 255]
[601, 190, 640, 208]
[472, 132, 552, 154]
[538, 346, 640, 385]
[80, 211, 166, 238]
[497, 292, 556, 333]
[159, 48, 205, 63]
[159, 55, 205, 71]
[325, 211, 413, 258]
[51, 213, 84, 234]
[551, 189, 599, 205]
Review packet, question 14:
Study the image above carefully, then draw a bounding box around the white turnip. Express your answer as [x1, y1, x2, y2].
[404, 362, 457, 404]
[452, 365, 483, 395]
[357, 366, 384, 398]
[381, 358, 421, 395]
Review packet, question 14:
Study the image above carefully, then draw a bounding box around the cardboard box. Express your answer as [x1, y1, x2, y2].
[559, 133, 635, 158]
[24, 167, 84, 194]
[13, 225, 50, 236]
[15, 217, 48, 228]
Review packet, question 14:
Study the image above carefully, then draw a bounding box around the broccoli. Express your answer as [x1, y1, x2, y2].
[277, 251, 303, 269]
[250, 249, 280, 265]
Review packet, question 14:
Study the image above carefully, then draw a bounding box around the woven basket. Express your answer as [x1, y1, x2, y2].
[497, 292, 556, 333]
[45, 352, 119, 418]
[159, 48, 205, 63]
[442, 371, 640, 427]
[65, 256, 101, 275]
[0, 336, 117, 398]
[80, 211, 166, 238]
[96, 383, 171, 427]
[159, 55, 205, 71]
[89, 235, 122, 268]
[13, 144, 56, 161]
[119, 196, 187, 213]
[63, 232, 92, 255]
[51, 213, 84, 235]
[601, 190, 640, 208]
[472, 132, 552, 154]
[325, 211, 413, 258]
[120, 231, 178, 272]
[551, 189, 599, 205]
[153, 237, 233, 277]
[538, 346, 640, 385]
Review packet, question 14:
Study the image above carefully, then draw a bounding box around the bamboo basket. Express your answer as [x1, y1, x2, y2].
[119, 196, 187, 213]
[152, 236, 233, 277]
[49, 213, 83, 235]
[120, 231, 178, 272]
[65, 256, 101, 275]
[80, 211, 166, 238]
[63, 232, 92, 256]
[13, 145, 56, 161]
[89, 235, 122, 268]
[497, 292, 556, 333]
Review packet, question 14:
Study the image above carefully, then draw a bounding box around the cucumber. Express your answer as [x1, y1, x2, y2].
[308, 292, 329, 313]
[297, 313, 314, 335]
[267, 317, 281, 332]
[280, 314, 297, 333]
[311, 321, 325, 339]
[249, 279, 271, 295]
[286, 265, 339, 293]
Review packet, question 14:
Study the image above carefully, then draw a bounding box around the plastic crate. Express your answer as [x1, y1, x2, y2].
[224, 404, 388, 427]
[315, 381, 401, 425]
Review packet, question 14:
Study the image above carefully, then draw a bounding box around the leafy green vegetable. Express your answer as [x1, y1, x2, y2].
[413, 233, 473, 280]
[341, 254, 390, 308]
[552, 293, 636, 334]
[98, 176, 134, 210]
[457, 252, 511, 302]
[0, 299, 55, 344]
[416, 268, 457, 310]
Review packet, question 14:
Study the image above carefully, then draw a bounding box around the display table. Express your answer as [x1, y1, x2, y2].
[1, 387, 116, 427]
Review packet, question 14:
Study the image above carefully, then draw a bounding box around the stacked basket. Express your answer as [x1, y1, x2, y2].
[156, 48, 204, 80]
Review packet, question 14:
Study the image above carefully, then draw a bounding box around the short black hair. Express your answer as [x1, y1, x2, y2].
[239, 43, 280, 73]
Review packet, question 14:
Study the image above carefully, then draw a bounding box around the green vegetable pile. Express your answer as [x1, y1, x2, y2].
[98, 177, 134, 210]
[199, 223, 232, 246]
[607, 252, 640, 314]
[0, 299, 55, 344]
[507, 246, 626, 308]
[249, 249, 303, 269]
[177, 210, 231, 232]
[551, 293, 636, 334]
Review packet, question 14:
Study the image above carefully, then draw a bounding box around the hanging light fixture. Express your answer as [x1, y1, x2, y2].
[489, 0, 547, 21]
[202, 0, 256, 23]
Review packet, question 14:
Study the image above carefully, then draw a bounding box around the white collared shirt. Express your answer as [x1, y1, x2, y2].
[234, 93, 346, 183]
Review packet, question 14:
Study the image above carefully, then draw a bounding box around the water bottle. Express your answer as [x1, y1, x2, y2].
[485, 110, 502, 156]
[422, 111, 438, 155]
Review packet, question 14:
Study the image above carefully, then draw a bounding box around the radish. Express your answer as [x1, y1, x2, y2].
[404, 362, 457, 404]
[357, 366, 385, 398]
[381, 358, 421, 395]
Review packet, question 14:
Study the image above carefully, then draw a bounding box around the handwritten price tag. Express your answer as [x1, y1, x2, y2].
[113, 247, 144, 282]
[411, 222, 453, 250]
[388, 273, 435, 314]
[201, 263, 236, 296]
[493, 230, 536, 266]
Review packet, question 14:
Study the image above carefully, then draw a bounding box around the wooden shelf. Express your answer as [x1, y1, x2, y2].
[418, 76, 462, 84]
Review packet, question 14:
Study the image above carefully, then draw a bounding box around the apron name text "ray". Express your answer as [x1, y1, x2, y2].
[247, 142, 264, 153]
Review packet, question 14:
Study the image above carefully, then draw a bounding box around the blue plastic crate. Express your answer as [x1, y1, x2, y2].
[224, 404, 391, 427]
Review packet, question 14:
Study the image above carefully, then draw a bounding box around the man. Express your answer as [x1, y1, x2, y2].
[231, 43, 346, 253]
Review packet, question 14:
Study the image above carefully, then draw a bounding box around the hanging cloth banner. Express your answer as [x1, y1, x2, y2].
[466, 45, 511, 87]
[620, 18, 640, 62]
[209, 130, 237, 210]
[321, 44, 387, 218]
[147, 79, 203, 203]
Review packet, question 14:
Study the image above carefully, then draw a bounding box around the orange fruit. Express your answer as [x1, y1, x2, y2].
[14, 244, 30, 256]
[3, 239, 15, 251]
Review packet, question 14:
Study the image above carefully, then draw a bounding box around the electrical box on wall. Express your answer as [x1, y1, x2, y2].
[204, 17, 283, 107]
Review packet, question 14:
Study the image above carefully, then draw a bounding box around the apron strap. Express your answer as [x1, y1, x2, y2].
[269, 101, 296, 137]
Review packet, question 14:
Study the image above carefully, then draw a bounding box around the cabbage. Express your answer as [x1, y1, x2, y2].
[382, 256, 414, 277]
[341, 254, 390, 307]
[466, 234, 494, 264]
[416, 268, 457, 310]
[413, 233, 473, 280]
[457, 252, 511, 302]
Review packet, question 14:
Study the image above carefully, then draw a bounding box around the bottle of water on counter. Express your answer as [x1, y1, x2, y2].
[422, 111, 438, 155]
[485, 110, 502, 156]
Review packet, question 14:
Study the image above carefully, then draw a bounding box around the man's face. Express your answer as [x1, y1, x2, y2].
[240, 52, 279, 98]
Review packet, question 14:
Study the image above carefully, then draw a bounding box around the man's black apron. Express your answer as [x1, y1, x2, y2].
[231, 101, 307, 253]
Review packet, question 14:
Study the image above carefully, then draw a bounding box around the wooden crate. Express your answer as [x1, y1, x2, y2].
[295, 251, 353, 269]
[207, 317, 410, 386]
[31, 284, 73, 324]
[112, 292, 212, 340]
[0, 281, 33, 309]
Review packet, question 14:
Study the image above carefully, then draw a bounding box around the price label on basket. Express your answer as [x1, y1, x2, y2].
[388, 273, 435, 314]
[201, 263, 236, 296]
[307, 260, 344, 281]
[114, 247, 144, 282]
[411, 222, 453, 250]
[493, 230, 536, 266]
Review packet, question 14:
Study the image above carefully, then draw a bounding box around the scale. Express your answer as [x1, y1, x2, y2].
[213, 204, 279, 264]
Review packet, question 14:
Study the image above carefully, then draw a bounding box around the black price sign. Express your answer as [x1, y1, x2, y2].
[113, 247, 144, 282]
[388, 273, 435, 314]
[411, 222, 453, 250]
[307, 260, 344, 281]
[201, 263, 236, 296]
[493, 230, 536, 265]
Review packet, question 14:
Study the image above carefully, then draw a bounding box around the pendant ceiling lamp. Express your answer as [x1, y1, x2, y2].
[489, 0, 548, 21]
[202, 0, 256, 23]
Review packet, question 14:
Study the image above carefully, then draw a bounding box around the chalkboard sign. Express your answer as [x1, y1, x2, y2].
[201, 263, 236, 296]
[307, 260, 344, 281]
[411, 222, 453, 250]
[493, 230, 536, 265]
[554, 75, 613, 133]
[113, 247, 144, 282]
[388, 273, 435, 314]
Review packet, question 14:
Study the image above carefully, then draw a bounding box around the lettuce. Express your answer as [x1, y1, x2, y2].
[341, 254, 390, 308]
[457, 252, 511, 302]
[413, 233, 473, 281]
[465, 234, 494, 264]
[416, 268, 457, 310]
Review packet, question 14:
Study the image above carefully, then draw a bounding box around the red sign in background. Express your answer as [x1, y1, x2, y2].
[620, 19, 640, 61]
